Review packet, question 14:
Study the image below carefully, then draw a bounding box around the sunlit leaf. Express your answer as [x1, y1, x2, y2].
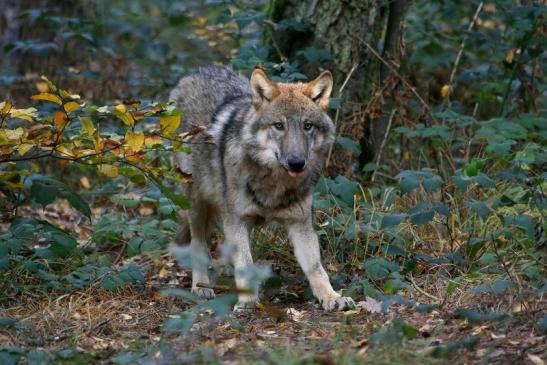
[36, 81, 49, 93]
[17, 143, 33, 156]
[440, 84, 450, 98]
[0, 101, 12, 115]
[0, 128, 24, 141]
[114, 104, 127, 113]
[80, 116, 95, 134]
[8, 107, 37, 121]
[125, 130, 145, 152]
[63, 101, 80, 113]
[40, 76, 57, 92]
[144, 135, 163, 148]
[99, 164, 119, 177]
[31, 92, 62, 105]
[53, 111, 69, 129]
[160, 115, 181, 133]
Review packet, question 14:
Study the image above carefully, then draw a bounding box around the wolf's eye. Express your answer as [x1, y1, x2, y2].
[274, 122, 284, 130]
[303, 122, 314, 131]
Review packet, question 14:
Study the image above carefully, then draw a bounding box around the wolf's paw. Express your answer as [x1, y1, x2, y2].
[321, 295, 356, 311]
[192, 287, 216, 299]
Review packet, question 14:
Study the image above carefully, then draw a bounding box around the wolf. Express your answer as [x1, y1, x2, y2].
[169, 66, 355, 311]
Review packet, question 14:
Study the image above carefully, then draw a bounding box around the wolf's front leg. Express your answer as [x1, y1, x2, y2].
[224, 216, 258, 310]
[286, 222, 355, 311]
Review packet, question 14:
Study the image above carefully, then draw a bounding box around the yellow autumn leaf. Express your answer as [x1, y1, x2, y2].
[80, 117, 96, 134]
[0, 128, 24, 141]
[98, 164, 118, 177]
[505, 49, 514, 64]
[36, 81, 49, 93]
[53, 111, 69, 129]
[17, 143, 34, 156]
[56, 145, 75, 158]
[160, 115, 181, 133]
[144, 135, 163, 147]
[441, 85, 450, 99]
[115, 112, 135, 127]
[125, 130, 145, 152]
[484, 3, 496, 12]
[9, 107, 37, 122]
[64, 101, 80, 113]
[40, 76, 57, 92]
[114, 103, 127, 113]
[93, 133, 104, 152]
[31, 93, 63, 105]
[1, 101, 12, 115]
[80, 176, 91, 189]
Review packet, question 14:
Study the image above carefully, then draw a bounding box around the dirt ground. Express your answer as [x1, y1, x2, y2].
[1, 255, 545, 365]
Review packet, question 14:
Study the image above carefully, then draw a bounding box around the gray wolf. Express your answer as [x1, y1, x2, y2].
[169, 66, 355, 311]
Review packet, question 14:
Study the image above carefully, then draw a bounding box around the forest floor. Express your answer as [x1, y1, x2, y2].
[1, 203, 545, 365]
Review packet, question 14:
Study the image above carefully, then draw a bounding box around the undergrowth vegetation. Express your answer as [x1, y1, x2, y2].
[0, 0, 545, 364]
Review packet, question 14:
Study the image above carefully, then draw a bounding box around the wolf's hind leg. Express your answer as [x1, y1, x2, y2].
[286, 222, 355, 311]
[188, 203, 217, 299]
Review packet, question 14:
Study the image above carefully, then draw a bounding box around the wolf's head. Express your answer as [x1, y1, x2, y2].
[243, 69, 335, 179]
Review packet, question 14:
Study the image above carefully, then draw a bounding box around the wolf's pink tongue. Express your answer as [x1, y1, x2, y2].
[288, 170, 305, 178]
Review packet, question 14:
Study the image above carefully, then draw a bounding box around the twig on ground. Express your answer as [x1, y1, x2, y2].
[196, 282, 253, 295]
[409, 274, 441, 302]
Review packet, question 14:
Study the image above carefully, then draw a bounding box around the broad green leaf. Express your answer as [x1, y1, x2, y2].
[466, 200, 491, 219]
[410, 210, 434, 225]
[400, 176, 420, 194]
[363, 257, 399, 280]
[381, 214, 407, 229]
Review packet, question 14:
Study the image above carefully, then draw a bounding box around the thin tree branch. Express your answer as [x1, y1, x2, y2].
[371, 108, 396, 183]
[445, 2, 484, 106]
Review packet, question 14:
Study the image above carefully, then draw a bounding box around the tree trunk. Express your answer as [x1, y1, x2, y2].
[265, 0, 408, 177]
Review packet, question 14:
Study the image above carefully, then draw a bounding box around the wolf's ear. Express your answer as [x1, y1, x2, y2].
[305, 71, 333, 110]
[250, 68, 279, 109]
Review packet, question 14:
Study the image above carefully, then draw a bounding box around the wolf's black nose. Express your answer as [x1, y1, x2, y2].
[287, 156, 306, 172]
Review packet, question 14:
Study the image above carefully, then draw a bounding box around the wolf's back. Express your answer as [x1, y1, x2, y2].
[169, 66, 250, 130]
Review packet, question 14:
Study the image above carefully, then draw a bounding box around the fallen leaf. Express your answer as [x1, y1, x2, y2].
[357, 297, 382, 313]
[139, 206, 154, 216]
[527, 354, 544, 365]
[286, 307, 306, 322]
[216, 338, 238, 356]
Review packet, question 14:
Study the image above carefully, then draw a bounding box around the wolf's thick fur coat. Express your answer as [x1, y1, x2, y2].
[169, 66, 354, 311]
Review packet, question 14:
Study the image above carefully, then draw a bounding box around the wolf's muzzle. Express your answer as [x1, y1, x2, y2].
[287, 156, 306, 172]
